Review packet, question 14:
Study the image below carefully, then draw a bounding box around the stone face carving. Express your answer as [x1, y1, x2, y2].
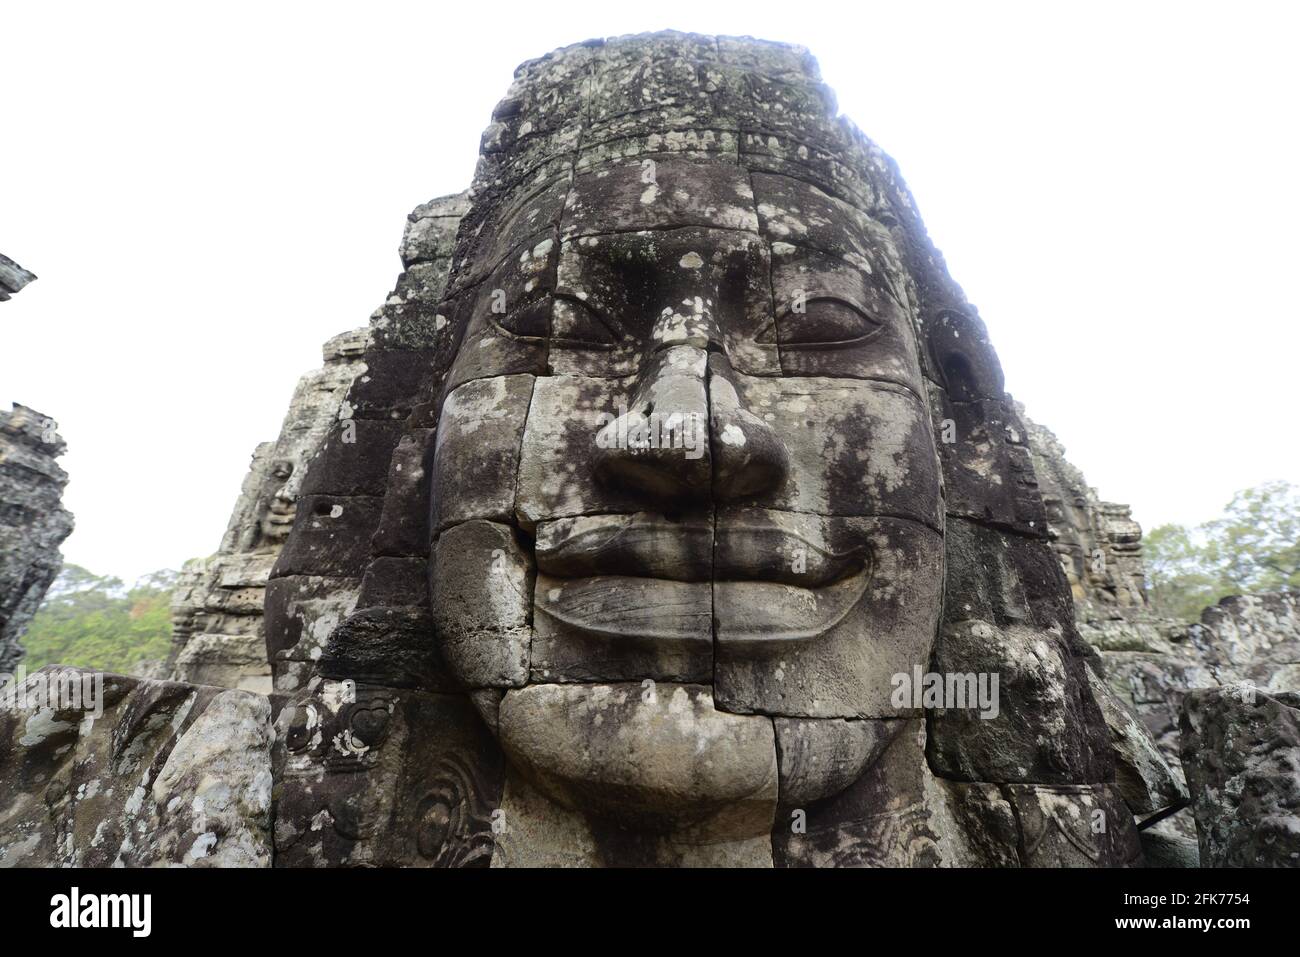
[0, 668, 273, 866]
[0, 404, 74, 673]
[168, 330, 370, 692]
[1025, 414, 1147, 618]
[1180, 685, 1300, 867]
[170, 194, 470, 693]
[265, 32, 1150, 867]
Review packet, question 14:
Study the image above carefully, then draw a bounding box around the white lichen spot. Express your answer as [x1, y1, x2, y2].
[721, 424, 746, 446]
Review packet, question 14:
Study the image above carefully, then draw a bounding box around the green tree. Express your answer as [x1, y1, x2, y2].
[1204, 481, 1300, 593]
[1144, 481, 1300, 619]
[19, 565, 176, 675]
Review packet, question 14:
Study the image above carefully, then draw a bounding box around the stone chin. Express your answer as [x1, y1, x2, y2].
[259, 510, 296, 544]
[496, 682, 779, 831]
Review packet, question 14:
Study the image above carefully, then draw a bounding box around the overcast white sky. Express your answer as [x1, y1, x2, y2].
[3, 1, 1296, 582]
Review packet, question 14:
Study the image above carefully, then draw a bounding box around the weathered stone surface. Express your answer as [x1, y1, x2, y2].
[357, 555, 427, 607]
[430, 375, 534, 531]
[263, 574, 360, 694]
[1180, 685, 1300, 867]
[715, 515, 943, 718]
[1002, 784, 1143, 867]
[515, 374, 642, 528]
[319, 605, 456, 692]
[927, 619, 1112, 785]
[931, 393, 1045, 537]
[172, 628, 273, 693]
[0, 253, 36, 301]
[1140, 829, 1200, 867]
[499, 683, 777, 836]
[0, 669, 272, 866]
[1026, 414, 1147, 617]
[773, 715, 899, 809]
[432, 521, 532, 688]
[491, 763, 774, 867]
[772, 721, 1021, 867]
[1087, 665, 1188, 815]
[273, 680, 503, 867]
[1192, 593, 1300, 690]
[1025, 409, 1300, 845]
[532, 574, 711, 683]
[370, 429, 436, 557]
[0, 405, 73, 673]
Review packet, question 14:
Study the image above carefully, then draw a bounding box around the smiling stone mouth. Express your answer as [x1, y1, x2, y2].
[534, 510, 866, 588]
[530, 510, 873, 658]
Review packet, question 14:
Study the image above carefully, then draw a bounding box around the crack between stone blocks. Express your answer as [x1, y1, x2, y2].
[997, 782, 1029, 868]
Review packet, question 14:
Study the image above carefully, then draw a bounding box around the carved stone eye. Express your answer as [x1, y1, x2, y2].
[762, 297, 882, 347]
[346, 703, 391, 748]
[491, 298, 551, 339]
[284, 705, 313, 752]
[551, 297, 618, 346]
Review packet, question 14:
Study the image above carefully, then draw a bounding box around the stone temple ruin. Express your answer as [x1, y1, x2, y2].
[167, 328, 371, 693]
[1, 33, 1297, 868]
[0, 404, 73, 674]
[0, 255, 76, 678]
[0, 255, 37, 303]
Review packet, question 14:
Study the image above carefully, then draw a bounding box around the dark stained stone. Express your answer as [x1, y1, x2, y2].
[370, 429, 436, 557]
[299, 418, 405, 498]
[270, 494, 384, 579]
[273, 682, 503, 867]
[1180, 686, 1300, 867]
[320, 605, 457, 693]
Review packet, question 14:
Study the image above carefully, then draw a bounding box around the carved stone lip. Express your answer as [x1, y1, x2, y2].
[532, 564, 873, 650]
[713, 565, 873, 648]
[534, 511, 865, 587]
[534, 512, 713, 583]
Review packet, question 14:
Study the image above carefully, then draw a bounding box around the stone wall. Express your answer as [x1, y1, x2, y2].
[0, 404, 74, 672]
[1024, 406, 1300, 855]
[1191, 593, 1300, 691]
[0, 668, 273, 866]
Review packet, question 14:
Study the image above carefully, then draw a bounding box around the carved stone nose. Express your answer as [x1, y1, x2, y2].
[594, 344, 712, 500]
[593, 327, 790, 503]
[706, 352, 789, 501]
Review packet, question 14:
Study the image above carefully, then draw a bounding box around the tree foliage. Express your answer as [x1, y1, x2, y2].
[18, 565, 177, 675]
[1145, 480, 1300, 619]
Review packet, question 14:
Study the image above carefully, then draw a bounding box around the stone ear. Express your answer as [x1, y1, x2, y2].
[925, 309, 1006, 402]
